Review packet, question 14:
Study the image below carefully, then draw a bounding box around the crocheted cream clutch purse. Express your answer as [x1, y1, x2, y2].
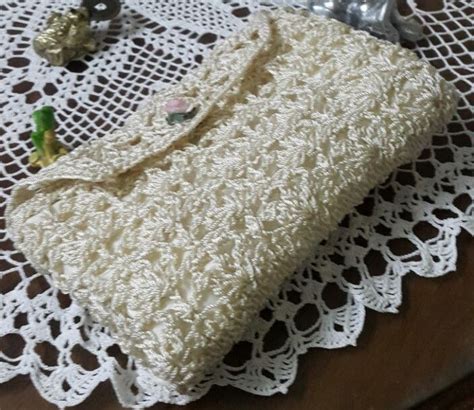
[7, 10, 457, 392]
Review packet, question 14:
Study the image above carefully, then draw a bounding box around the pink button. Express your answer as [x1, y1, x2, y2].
[163, 98, 191, 114]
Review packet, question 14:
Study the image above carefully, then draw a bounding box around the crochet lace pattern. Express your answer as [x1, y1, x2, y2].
[6, 10, 457, 393]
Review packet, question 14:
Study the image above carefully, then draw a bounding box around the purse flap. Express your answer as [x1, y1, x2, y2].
[8, 12, 272, 210]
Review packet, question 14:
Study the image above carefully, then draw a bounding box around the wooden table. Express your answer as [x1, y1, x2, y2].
[1, 0, 473, 409]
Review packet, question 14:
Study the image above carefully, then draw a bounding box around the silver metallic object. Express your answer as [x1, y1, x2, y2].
[307, 0, 423, 43]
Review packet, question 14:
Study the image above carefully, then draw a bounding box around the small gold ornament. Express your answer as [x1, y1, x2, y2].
[33, 0, 121, 66]
[33, 7, 96, 67]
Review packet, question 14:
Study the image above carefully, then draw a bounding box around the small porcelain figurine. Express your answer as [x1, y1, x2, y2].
[29, 106, 68, 168]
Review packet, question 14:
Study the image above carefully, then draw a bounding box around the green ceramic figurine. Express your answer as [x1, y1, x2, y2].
[29, 106, 68, 168]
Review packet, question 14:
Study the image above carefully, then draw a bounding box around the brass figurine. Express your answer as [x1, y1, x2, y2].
[33, 0, 121, 66]
[33, 7, 96, 66]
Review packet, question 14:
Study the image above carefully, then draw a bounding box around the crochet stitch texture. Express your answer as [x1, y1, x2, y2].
[6, 10, 457, 391]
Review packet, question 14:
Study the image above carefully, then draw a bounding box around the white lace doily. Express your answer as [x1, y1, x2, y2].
[0, 0, 472, 407]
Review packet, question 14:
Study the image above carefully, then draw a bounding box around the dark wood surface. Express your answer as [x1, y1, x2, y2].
[417, 373, 474, 410]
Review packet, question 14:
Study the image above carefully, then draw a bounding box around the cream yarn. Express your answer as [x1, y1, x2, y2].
[6, 10, 457, 391]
